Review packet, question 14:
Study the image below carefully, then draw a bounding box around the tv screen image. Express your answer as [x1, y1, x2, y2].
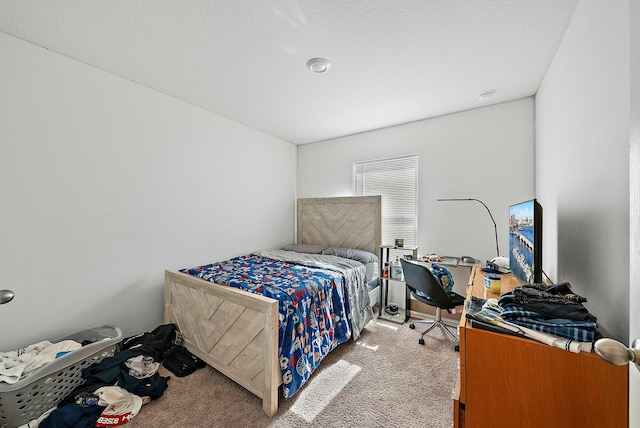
[509, 199, 542, 283]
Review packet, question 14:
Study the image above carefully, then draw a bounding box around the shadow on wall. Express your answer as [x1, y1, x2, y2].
[556, 207, 629, 341]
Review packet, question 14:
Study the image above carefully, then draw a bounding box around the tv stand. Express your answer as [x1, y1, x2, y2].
[454, 268, 628, 428]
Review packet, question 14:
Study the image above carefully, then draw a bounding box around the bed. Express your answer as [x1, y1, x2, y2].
[164, 195, 381, 416]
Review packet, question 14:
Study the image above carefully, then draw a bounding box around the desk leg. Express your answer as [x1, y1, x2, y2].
[378, 278, 384, 316]
[404, 283, 409, 322]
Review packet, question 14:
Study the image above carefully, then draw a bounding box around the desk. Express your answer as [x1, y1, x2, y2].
[454, 267, 629, 428]
[416, 255, 482, 269]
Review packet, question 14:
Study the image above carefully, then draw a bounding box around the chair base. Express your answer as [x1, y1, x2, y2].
[409, 308, 459, 348]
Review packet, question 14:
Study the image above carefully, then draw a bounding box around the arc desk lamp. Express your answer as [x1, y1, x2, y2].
[437, 198, 500, 259]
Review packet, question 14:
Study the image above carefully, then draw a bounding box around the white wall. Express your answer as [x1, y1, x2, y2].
[298, 99, 535, 296]
[630, 0, 640, 424]
[536, 0, 630, 341]
[0, 33, 297, 350]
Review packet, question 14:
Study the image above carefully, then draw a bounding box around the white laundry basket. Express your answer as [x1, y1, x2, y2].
[0, 325, 122, 428]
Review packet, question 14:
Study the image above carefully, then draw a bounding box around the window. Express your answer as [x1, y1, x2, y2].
[354, 155, 418, 247]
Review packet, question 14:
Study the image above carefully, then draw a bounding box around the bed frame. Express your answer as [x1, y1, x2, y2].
[164, 195, 381, 416]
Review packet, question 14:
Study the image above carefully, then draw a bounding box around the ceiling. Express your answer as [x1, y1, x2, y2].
[0, 1, 579, 145]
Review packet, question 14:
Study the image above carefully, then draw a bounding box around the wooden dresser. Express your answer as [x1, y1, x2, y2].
[454, 268, 629, 428]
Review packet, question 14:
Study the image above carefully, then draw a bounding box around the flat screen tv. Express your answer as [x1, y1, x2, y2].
[509, 199, 542, 283]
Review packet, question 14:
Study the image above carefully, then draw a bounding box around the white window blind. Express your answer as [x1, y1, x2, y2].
[354, 155, 418, 247]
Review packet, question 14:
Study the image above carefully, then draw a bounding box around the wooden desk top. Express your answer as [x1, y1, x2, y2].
[460, 267, 524, 330]
[468, 266, 524, 299]
[415, 257, 482, 269]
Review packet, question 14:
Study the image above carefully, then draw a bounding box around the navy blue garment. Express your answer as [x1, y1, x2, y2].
[81, 344, 169, 399]
[501, 289, 597, 323]
[509, 283, 597, 322]
[58, 381, 109, 408]
[40, 403, 103, 428]
[115, 370, 168, 400]
[81, 345, 160, 384]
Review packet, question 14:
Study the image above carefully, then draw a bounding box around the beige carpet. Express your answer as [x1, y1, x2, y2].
[126, 318, 459, 428]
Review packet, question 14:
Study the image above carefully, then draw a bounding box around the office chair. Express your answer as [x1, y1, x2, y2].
[400, 258, 465, 348]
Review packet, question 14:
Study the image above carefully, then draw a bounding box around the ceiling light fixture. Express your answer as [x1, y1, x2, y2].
[306, 57, 331, 73]
[477, 89, 496, 101]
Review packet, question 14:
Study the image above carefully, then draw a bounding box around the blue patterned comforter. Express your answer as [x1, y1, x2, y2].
[181, 250, 373, 398]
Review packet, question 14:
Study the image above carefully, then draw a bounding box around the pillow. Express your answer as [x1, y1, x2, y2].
[415, 263, 455, 299]
[430, 264, 454, 293]
[280, 244, 328, 254]
[322, 247, 378, 265]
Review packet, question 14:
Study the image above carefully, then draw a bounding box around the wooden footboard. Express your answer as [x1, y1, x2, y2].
[164, 270, 281, 416]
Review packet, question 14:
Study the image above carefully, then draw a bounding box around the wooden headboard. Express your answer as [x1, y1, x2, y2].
[297, 196, 382, 255]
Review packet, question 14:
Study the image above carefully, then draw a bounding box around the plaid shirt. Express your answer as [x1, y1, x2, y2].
[499, 305, 596, 342]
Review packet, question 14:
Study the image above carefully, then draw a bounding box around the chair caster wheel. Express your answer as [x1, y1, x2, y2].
[418, 338, 425, 345]
[454, 345, 460, 352]
[409, 323, 415, 329]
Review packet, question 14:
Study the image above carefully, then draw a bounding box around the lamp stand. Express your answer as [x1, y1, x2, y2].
[437, 198, 500, 258]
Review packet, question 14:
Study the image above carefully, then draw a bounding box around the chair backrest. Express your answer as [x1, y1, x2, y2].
[400, 258, 457, 309]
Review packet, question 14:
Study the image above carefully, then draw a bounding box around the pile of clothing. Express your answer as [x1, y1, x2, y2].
[472, 282, 599, 353]
[32, 324, 203, 427]
[0, 340, 82, 384]
[38, 385, 147, 427]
